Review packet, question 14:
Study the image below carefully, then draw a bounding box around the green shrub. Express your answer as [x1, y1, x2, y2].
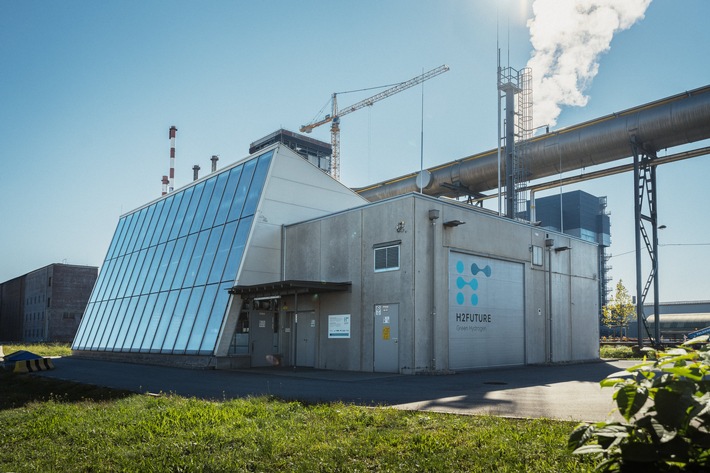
[570, 336, 710, 472]
[600, 344, 637, 359]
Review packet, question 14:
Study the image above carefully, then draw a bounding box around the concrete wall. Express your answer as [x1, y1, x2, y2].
[284, 193, 600, 373]
[0, 276, 24, 341]
[24, 264, 98, 343]
[216, 145, 368, 356]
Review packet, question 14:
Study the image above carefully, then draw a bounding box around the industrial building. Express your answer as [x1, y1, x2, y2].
[530, 190, 611, 310]
[0, 264, 97, 343]
[72, 83, 710, 371]
[72, 143, 599, 372]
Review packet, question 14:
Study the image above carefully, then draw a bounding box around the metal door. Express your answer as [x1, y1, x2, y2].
[374, 304, 399, 373]
[249, 311, 275, 367]
[295, 311, 317, 367]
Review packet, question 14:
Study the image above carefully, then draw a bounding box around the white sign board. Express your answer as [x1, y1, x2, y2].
[448, 252, 525, 370]
[328, 314, 351, 339]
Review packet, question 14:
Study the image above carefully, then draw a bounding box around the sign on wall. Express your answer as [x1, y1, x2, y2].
[328, 314, 351, 338]
[448, 252, 524, 370]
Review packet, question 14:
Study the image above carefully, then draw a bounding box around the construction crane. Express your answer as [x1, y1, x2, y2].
[300, 64, 450, 181]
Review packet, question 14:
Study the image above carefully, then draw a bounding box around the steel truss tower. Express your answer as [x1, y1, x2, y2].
[498, 65, 533, 219]
[631, 139, 662, 348]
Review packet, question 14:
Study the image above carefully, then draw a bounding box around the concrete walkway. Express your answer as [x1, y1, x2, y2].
[36, 357, 634, 422]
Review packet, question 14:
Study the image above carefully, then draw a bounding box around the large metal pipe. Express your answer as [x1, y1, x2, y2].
[357, 85, 710, 201]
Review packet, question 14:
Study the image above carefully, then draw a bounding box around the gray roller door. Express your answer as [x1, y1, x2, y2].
[448, 253, 524, 370]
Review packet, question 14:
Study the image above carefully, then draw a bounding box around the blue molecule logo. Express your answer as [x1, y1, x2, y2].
[455, 259, 492, 307]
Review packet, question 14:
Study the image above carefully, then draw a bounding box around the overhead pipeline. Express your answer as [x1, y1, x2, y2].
[356, 85, 710, 201]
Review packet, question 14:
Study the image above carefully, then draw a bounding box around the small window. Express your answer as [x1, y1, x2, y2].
[532, 245, 543, 266]
[374, 245, 400, 272]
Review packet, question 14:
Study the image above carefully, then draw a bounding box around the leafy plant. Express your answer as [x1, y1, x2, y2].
[569, 336, 710, 472]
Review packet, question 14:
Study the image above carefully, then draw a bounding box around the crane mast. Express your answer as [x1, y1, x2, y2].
[300, 64, 449, 181]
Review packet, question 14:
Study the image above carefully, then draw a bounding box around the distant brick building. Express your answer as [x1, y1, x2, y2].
[0, 264, 97, 343]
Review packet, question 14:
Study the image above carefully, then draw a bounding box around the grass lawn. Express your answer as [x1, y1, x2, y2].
[1, 344, 597, 472]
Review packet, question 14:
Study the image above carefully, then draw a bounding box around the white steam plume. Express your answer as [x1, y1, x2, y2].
[526, 0, 652, 128]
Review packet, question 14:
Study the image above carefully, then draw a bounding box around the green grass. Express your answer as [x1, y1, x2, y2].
[0, 369, 596, 472]
[1, 342, 72, 358]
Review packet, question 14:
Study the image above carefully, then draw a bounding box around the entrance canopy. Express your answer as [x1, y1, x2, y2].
[229, 280, 351, 298]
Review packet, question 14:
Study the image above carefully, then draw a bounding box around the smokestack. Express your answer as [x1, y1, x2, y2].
[161, 175, 169, 196]
[211, 155, 219, 173]
[192, 165, 200, 181]
[168, 126, 177, 192]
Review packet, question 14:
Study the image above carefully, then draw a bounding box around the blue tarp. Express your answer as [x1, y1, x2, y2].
[3, 350, 42, 362]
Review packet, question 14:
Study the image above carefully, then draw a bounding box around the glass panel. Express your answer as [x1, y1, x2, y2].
[222, 216, 254, 284]
[105, 217, 127, 260]
[183, 230, 210, 288]
[141, 291, 170, 352]
[152, 289, 187, 352]
[199, 282, 232, 354]
[85, 300, 113, 350]
[208, 221, 238, 284]
[213, 165, 243, 226]
[141, 243, 166, 294]
[242, 151, 273, 217]
[137, 204, 158, 250]
[106, 255, 127, 300]
[126, 208, 147, 254]
[194, 226, 223, 286]
[94, 259, 116, 302]
[226, 159, 257, 223]
[116, 252, 138, 299]
[149, 197, 173, 247]
[184, 283, 218, 354]
[189, 176, 217, 234]
[101, 297, 131, 351]
[84, 301, 108, 349]
[200, 171, 229, 231]
[143, 200, 165, 248]
[98, 297, 127, 350]
[73, 302, 95, 349]
[158, 191, 183, 244]
[151, 240, 176, 293]
[115, 212, 136, 258]
[161, 236, 186, 292]
[121, 294, 149, 352]
[113, 296, 139, 351]
[171, 233, 197, 290]
[178, 181, 205, 238]
[169, 285, 205, 353]
[135, 246, 155, 295]
[125, 248, 148, 296]
[130, 293, 158, 351]
[168, 186, 194, 241]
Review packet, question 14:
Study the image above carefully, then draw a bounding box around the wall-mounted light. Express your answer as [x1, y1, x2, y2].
[554, 246, 570, 253]
[396, 221, 406, 233]
[443, 220, 466, 228]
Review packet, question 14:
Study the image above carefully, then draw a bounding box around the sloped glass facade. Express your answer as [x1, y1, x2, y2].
[72, 150, 273, 355]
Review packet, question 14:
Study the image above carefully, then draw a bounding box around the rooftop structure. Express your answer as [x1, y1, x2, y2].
[249, 129, 331, 174]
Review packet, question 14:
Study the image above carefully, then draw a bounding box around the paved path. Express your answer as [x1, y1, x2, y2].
[36, 357, 634, 422]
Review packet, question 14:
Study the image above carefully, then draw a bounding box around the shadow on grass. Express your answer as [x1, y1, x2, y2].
[0, 368, 135, 411]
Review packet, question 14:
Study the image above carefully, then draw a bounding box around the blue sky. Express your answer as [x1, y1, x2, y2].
[1, 0, 709, 302]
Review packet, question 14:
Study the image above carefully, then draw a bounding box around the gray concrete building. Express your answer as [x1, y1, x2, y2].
[0, 264, 97, 343]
